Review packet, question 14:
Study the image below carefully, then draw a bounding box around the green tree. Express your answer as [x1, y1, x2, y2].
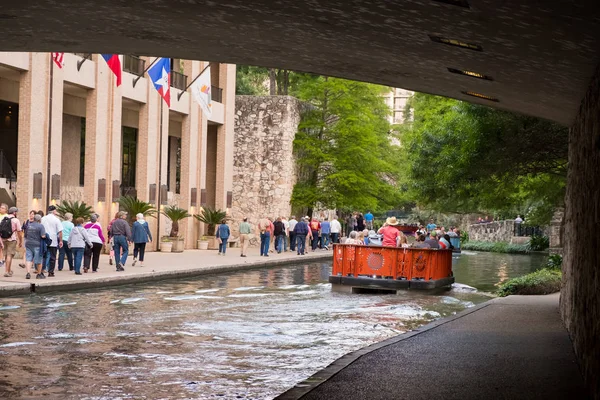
[117, 196, 157, 225]
[400, 93, 568, 224]
[194, 207, 228, 236]
[236, 65, 269, 95]
[56, 200, 94, 220]
[161, 206, 190, 237]
[291, 76, 402, 214]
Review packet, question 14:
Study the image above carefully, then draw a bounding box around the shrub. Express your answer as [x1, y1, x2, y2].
[461, 240, 530, 254]
[194, 207, 227, 236]
[117, 196, 157, 225]
[162, 206, 191, 237]
[460, 231, 469, 243]
[56, 200, 94, 220]
[497, 268, 561, 297]
[529, 235, 550, 251]
[545, 253, 563, 270]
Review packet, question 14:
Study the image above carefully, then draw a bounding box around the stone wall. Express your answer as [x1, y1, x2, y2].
[231, 96, 303, 237]
[467, 220, 516, 242]
[561, 64, 600, 398]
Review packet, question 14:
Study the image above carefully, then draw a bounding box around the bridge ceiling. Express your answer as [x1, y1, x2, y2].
[1, 1, 599, 125]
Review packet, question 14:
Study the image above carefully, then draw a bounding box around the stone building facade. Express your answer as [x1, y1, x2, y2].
[231, 96, 303, 236]
[0, 52, 235, 249]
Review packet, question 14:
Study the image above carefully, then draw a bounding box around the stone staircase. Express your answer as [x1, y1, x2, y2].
[0, 177, 16, 207]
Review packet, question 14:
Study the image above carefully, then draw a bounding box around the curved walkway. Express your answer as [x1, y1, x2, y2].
[0, 248, 331, 297]
[277, 293, 588, 400]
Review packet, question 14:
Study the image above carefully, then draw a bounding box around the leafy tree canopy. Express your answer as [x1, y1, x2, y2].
[400, 93, 568, 224]
[291, 76, 404, 213]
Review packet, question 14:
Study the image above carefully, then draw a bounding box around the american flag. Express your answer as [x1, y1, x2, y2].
[52, 52, 64, 68]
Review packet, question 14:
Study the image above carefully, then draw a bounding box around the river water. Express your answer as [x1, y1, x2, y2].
[0, 251, 546, 400]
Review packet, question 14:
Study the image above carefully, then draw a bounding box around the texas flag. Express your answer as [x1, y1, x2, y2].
[101, 54, 122, 86]
[147, 57, 171, 107]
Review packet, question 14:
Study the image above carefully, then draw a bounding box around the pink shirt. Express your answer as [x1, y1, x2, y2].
[380, 225, 400, 247]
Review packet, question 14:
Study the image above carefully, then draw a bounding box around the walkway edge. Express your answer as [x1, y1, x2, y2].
[275, 298, 497, 400]
[0, 254, 331, 298]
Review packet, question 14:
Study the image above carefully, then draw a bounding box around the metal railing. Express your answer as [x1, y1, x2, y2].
[170, 71, 187, 91]
[121, 186, 137, 199]
[211, 85, 223, 103]
[514, 223, 543, 237]
[0, 150, 17, 190]
[123, 55, 145, 76]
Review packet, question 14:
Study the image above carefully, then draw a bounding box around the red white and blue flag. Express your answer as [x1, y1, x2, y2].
[147, 57, 170, 107]
[52, 52, 64, 68]
[101, 54, 122, 86]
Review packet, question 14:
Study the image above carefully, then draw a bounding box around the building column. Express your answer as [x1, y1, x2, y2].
[179, 60, 202, 249]
[214, 63, 236, 211]
[560, 62, 600, 398]
[85, 54, 115, 231]
[16, 53, 50, 213]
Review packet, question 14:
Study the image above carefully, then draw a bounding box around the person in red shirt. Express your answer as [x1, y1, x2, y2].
[309, 217, 321, 251]
[378, 217, 401, 247]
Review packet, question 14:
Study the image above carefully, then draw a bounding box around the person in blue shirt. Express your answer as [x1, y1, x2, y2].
[293, 217, 310, 255]
[216, 219, 231, 255]
[364, 211, 374, 230]
[132, 213, 153, 267]
[426, 218, 437, 232]
[320, 218, 331, 249]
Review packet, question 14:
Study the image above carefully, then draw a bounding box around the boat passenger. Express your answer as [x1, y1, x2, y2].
[398, 232, 410, 248]
[378, 217, 401, 247]
[439, 234, 450, 249]
[413, 234, 431, 249]
[424, 230, 440, 249]
[344, 231, 361, 245]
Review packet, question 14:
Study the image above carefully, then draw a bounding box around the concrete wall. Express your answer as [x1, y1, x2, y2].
[231, 96, 302, 236]
[467, 220, 515, 243]
[561, 64, 600, 399]
[61, 114, 82, 187]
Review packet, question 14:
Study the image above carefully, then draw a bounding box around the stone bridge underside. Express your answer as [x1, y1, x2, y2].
[0, 1, 599, 124]
[1, 0, 600, 398]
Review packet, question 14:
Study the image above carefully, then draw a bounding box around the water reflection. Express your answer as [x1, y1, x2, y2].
[0, 253, 543, 399]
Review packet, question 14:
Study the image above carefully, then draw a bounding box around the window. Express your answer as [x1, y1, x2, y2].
[121, 127, 138, 189]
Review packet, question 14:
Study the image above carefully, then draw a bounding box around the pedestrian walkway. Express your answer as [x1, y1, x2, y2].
[0, 247, 332, 297]
[277, 293, 587, 400]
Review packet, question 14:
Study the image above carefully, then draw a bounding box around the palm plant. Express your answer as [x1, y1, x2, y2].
[162, 205, 190, 237]
[194, 207, 227, 236]
[56, 200, 94, 220]
[118, 196, 157, 225]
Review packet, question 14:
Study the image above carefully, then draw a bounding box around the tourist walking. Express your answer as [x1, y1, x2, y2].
[58, 213, 74, 271]
[257, 217, 271, 256]
[41, 205, 63, 277]
[267, 217, 275, 253]
[18, 210, 36, 269]
[330, 216, 341, 244]
[111, 211, 132, 271]
[84, 214, 106, 272]
[1, 206, 22, 278]
[282, 216, 290, 252]
[68, 217, 93, 275]
[364, 211, 374, 230]
[356, 213, 365, 232]
[107, 212, 119, 266]
[239, 217, 251, 257]
[216, 219, 230, 255]
[131, 213, 152, 267]
[321, 217, 331, 249]
[25, 214, 47, 279]
[274, 217, 286, 254]
[294, 217, 309, 255]
[288, 216, 298, 252]
[309, 217, 320, 251]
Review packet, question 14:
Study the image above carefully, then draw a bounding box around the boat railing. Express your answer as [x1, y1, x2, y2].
[332, 244, 453, 281]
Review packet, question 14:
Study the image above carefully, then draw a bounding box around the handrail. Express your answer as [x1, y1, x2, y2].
[123, 55, 146, 76]
[211, 85, 223, 103]
[170, 70, 188, 91]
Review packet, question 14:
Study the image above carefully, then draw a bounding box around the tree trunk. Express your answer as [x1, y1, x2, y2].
[171, 221, 179, 237]
[269, 68, 276, 95]
[283, 70, 289, 95]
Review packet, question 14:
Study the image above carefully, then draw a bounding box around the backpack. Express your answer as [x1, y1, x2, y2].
[0, 216, 14, 239]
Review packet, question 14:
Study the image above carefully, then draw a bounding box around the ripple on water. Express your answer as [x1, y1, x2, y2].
[0, 305, 20, 311]
[164, 295, 221, 301]
[195, 289, 221, 294]
[0, 342, 37, 347]
[233, 286, 265, 291]
[46, 302, 77, 308]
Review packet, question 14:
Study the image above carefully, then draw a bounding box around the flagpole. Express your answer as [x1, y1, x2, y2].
[156, 99, 164, 251]
[45, 54, 54, 211]
[177, 64, 211, 101]
[133, 57, 160, 87]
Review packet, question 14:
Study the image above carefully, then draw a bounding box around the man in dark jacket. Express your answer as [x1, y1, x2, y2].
[273, 217, 286, 254]
[293, 217, 310, 255]
[110, 211, 132, 271]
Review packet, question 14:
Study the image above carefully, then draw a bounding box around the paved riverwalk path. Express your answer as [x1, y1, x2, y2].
[278, 293, 587, 400]
[0, 248, 331, 297]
